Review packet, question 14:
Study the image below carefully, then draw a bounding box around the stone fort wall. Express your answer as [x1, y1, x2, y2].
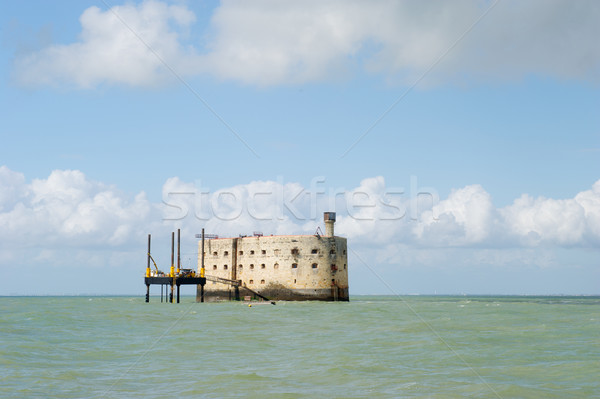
[197, 234, 348, 301]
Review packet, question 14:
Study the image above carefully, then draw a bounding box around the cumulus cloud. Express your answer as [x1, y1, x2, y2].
[13, 0, 600, 87]
[0, 167, 598, 271]
[0, 168, 155, 248]
[14, 0, 196, 88]
[160, 174, 600, 250]
[501, 181, 600, 247]
[415, 181, 600, 248]
[416, 185, 497, 246]
[161, 176, 323, 237]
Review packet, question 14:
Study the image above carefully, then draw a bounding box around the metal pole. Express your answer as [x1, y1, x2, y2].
[170, 232, 175, 303]
[201, 228, 205, 271]
[145, 234, 151, 302]
[171, 232, 175, 277]
[201, 228, 205, 303]
[177, 228, 181, 275]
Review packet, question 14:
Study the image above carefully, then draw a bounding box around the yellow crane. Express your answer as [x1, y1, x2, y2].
[146, 253, 165, 277]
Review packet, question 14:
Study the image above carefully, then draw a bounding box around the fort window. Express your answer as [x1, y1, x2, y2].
[332, 279, 335, 284]
[261, 264, 266, 269]
[330, 249, 336, 255]
[224, 265, 228, 270]
[294, 279, 297, 284]
[250, 264, 255, 270]
[250, 250, 255, 255]
[312, 263, 318, 269]
[292, 263, 298, 269]
[239, 251, 243, 255]
[213, 251, 217, 256]
[249, 279, 254, 284]
[274, 263, 279, 269]
[331, 264, 337, 271]
[274, 249, 280, 255]
[343, 250, 346, 255]
[344, 264, 347, 269]
[212, 265, 217, 270]
[311, 248, 318, 254]
[260, 279, 265, 284]
[224, 251, 229, 256]
[239, 264, 243, 269]
[261, 250, 266, 255]
[291, 248, 299, 255]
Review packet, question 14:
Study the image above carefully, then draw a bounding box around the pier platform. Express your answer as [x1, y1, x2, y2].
[144, 276, 206, 303]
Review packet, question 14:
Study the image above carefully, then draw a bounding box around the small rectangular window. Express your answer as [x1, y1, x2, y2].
[224, 265, 228, 270]
[311, 249, 318, 254]
[224, 251, 229, 256]
[249, 279, 254, 284]
[291, 248, 299, 255]
[239, 251, 243, 255]
[213, 251, 218, 256]
[261, 264, 266, 269]
[261, 250, 266, 255]
[250, 250, 255, 255]
[312, 263, 318, 269]
[260, 279, 265, 284]
[292, 263, 298, 269]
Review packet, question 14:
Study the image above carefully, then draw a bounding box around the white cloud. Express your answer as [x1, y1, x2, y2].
[161, 176, 319, 237]
[14, 0, 196, 88]
[0, 168, 155, 248]
[501, 181, 600, 247]
[415, 185, 497, 246]
[200, 0, 372, 85]
[0, 167, 598, 273]
[160, 174, 600, 252]
[13, 0, 600, 88]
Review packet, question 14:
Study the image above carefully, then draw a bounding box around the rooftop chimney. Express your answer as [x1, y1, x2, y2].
[324, 212, 336, 237]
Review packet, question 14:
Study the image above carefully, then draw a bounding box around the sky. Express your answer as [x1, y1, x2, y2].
[0, 0, 598, 296]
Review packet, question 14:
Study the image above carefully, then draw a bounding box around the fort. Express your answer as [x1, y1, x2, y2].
[198, 212, 349, 301]
[144, 212, 349, 302]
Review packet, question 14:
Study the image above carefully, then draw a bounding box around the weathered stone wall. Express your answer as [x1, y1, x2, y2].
[197, 235, 349, 301]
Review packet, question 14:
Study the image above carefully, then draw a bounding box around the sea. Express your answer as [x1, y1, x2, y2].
[1, 295, 598, 398]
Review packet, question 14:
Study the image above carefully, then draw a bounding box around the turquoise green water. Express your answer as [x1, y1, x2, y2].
[1, 296, 598, 398]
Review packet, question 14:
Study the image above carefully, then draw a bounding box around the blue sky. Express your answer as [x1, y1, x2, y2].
[1, 0, 599, 295]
